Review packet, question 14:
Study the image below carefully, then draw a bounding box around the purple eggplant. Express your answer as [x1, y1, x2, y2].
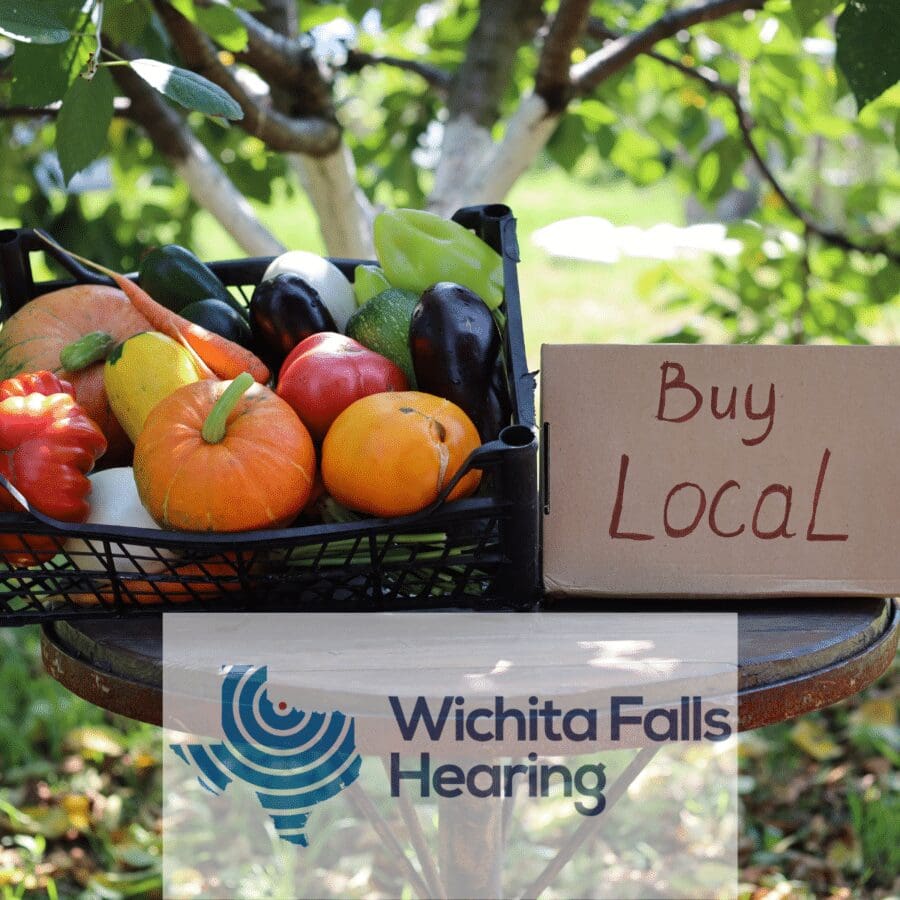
[409, 282, 511, 441]
[250, 274, 337, 368]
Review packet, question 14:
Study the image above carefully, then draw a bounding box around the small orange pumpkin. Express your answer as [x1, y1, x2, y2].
[134, 373, 315, 531]
[321, 391, 481, 518]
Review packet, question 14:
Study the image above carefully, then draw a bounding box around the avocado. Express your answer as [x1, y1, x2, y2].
[345, 288, 419, 386]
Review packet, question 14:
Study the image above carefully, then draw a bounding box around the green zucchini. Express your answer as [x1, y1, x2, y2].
[345, 287, 419, 386]
[138, 244, 245, 315]
[181, 298, 254, 348]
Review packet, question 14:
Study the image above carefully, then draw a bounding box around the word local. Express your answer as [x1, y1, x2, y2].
[609, 362, 849, 543]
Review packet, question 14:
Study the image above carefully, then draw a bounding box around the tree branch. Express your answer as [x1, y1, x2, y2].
[244, 0, 375, 256]
[535, 0, 592, 112]
[152, 0, 340, 155]
[626, 44, 900, 262]
[429, 0, 544, 214]
[0, 99, 133, 118]
[343, 49, 452, 93]
[111, 57, 284, 256]
[571, 0, 763, 95]
[231, 8, 333, 117]
[446, 0, 545, 126]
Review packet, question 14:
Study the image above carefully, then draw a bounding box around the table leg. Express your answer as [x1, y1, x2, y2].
[438, 791, 504, 899]
[518, 746, 660, 899]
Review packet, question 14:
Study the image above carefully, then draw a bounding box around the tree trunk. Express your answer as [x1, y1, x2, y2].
[428, 116, 495, 217]
[432, 94, 561, 213]
[289, 145, 376, 258]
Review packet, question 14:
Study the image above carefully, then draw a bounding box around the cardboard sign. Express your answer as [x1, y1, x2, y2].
[541, 345, 900, 598]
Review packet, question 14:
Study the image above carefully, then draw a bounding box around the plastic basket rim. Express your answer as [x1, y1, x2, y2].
[0, 205, 536, 553]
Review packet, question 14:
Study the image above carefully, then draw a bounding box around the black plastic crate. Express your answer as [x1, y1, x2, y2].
[0, 205, 538, 624]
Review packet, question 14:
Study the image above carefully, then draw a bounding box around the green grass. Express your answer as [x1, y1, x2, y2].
[507, 165, 705, 366]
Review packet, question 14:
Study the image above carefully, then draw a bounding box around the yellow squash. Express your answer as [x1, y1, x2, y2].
[104, 331, 204, 442]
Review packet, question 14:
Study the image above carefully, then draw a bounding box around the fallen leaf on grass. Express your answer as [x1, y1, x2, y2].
[62, 794, 91, 831]
[851, 698, 897, 728]
[65, 727, 125, 758]
[3, 804, 70, 839]
[790, 720, 842, 761]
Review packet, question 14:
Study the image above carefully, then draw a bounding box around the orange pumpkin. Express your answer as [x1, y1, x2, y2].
[0, 285, 151, 465]
[321, 391, 482, 517]
[134, 373, 315, 531]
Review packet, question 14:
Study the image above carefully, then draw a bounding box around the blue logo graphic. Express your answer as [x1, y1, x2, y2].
[171, 665, 362, 846]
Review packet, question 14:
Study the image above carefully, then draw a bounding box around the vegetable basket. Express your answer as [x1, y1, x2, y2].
[0, 205, 538, 624]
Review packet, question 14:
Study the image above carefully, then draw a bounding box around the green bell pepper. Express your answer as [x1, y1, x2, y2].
[373, 209, 504, 310]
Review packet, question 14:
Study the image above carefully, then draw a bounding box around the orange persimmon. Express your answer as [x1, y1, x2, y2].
[321, 391, 481, 518]
[134, 373, 315, 532]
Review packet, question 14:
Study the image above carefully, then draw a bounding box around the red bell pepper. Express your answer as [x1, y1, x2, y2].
[0, 371, 107, 566]
[276, 333, 408, 441]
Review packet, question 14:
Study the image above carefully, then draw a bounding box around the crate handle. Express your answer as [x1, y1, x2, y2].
[428, 424, 538, 512]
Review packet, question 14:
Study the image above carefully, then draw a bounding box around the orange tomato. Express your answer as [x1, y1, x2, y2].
[134, 374, 315, 531]
[321, 391, 481, 517]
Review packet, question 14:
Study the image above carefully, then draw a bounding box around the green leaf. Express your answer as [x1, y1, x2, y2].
[104, 0, 152, 45]
[168, 0, 197, 21]
[196, 1, 248, 53]
[56, 68, 116, 184]
[836, 0, 900, 110]
[10, 36, 93, 106]
[791, 0, 838, 34]
[8, 1, 95, 105]
[695, 136, 745, 203]
[0, 1, 70, 44]
[128, 58, 244, 119]
[610, 130, 666, 185]
[547, 114, 587, 171]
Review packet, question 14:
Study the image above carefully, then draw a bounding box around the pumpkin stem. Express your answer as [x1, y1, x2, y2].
[202, 372, 254, 444]
[59, 331, 117, 372]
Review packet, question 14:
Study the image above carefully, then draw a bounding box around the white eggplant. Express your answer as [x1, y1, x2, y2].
[262, 250, 356, 331]
[64, 468, 174, 574]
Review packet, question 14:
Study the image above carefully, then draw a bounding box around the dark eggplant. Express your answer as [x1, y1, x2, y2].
[181, 298, 253, 348]
[410, 282, 512, 441]
[249, 273, 337, 367]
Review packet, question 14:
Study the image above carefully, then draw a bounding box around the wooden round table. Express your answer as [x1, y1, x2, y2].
[40, 599, 898, 898]
[41, 598, 898, 731]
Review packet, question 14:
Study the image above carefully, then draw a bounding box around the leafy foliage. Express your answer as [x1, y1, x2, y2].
[0, 0, 897, 343]
[835, 0, 900, 109]
[0, 0, 70, 45]
[56, 68, 116, 183]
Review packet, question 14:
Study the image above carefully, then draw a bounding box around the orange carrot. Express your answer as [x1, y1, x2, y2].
[36, 231, 271, 385]
[108, 271, 272, 383]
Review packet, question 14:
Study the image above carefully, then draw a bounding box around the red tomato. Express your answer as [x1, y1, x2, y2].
[276, 333, 408, 440]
